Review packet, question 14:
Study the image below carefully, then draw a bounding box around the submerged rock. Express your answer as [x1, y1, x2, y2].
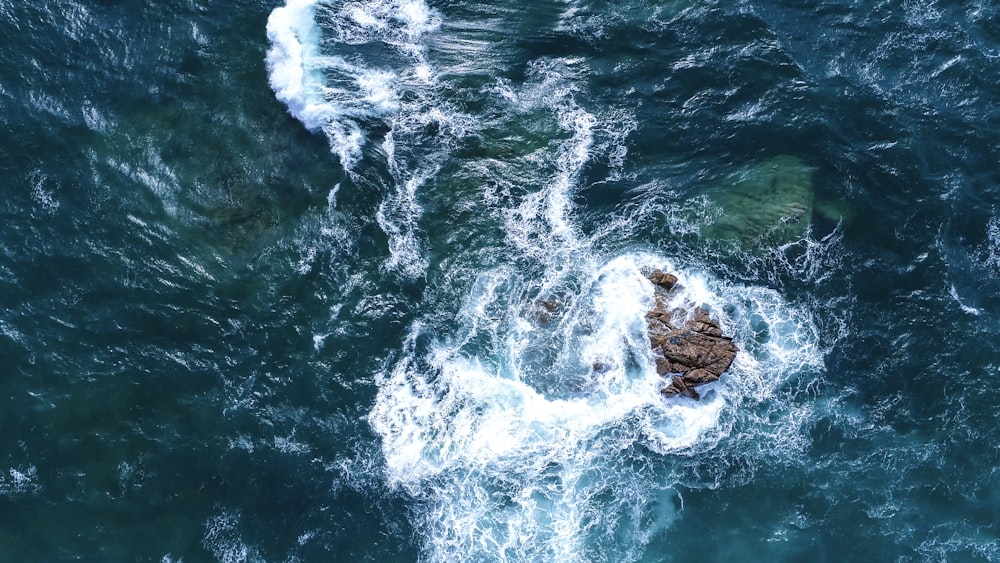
[531, 298, 561, 325]
[699, 155, 815, 248]
[644, 269, 737, 400]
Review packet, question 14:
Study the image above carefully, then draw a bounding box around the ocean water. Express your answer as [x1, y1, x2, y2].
[2, 0, 999, 560]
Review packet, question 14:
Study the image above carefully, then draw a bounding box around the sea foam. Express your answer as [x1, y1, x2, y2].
[266, 0, 328, 131]
[370, 249, 823, 561]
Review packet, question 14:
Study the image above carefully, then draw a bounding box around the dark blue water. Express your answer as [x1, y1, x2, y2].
[2, 0, 999, 560]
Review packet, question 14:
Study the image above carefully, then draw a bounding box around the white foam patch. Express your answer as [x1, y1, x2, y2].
[982, 214, 1000, 273]
[274, 433, 312, 454]
[203, 511, 262, 563]
[28, 170, 60, 213]
[949, 284, 982, 316]
[81, 100, 110, 132]
[265, 0, 441, 170]
[371, 251, 822, 561]
[264, 0, 369, 169]
[0, 465, 41, 497]
[942, 212, 1000, 317]
[266, 0, 329, 130]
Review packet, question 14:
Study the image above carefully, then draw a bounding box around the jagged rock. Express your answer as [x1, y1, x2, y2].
[661, 376, 700, 400]
[645, 272, 737, 400]
[647, 269, 678, 291]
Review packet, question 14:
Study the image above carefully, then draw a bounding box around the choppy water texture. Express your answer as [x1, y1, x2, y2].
[2, 0, 1000, 561]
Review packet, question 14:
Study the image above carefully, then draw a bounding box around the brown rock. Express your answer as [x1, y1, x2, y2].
[660, 376, 700, 400]
[645, 274, 737, 400]
[647, 269, 678, 291]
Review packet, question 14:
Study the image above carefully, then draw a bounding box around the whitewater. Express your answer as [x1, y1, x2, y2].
[267, 1, 828, 560]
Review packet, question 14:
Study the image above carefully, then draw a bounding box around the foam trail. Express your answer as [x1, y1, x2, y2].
[500, 60, 597, 263]
[375, 157, 431, 277]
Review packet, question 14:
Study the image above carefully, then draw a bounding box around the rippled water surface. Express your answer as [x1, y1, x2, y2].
[2, 0, 999, 560]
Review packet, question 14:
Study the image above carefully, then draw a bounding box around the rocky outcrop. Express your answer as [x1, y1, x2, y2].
[647, 270, 678, 291]
[645, 269, 737, 400]
[532, 299, 560, 325]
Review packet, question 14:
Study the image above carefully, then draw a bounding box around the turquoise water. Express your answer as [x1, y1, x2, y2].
[2, 0, 999, 560]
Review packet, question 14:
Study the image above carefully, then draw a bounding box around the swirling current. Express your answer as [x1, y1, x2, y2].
[1, 0, 999, 560]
